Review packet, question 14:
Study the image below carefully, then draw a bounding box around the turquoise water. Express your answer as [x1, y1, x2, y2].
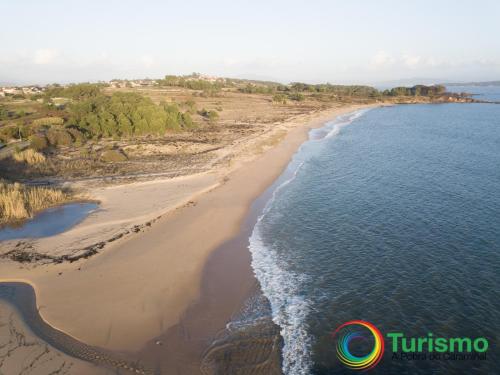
[0, 202, 98, 241]
[249, 103, 500, 374]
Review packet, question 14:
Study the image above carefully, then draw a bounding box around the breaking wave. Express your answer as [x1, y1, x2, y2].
[248, 109, 370, 375]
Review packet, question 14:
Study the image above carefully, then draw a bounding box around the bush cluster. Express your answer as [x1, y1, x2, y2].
[158, 75, 225, 91]
[65, 89, 195, 138]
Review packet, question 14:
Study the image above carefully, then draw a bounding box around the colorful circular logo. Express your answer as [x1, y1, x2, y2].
[331, 320, 384, 371]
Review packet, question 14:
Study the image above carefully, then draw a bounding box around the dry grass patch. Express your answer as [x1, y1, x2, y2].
[13, 149, 46, 165]
[32, 117, 64, 127]
[0, 180, 70, 225]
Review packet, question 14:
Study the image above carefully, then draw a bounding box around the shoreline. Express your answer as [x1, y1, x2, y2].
[0, 103, 379, 371]
[136, 150, 290, 374]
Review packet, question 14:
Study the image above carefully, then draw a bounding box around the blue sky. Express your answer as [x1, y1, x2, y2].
[1, 0, 499, 84]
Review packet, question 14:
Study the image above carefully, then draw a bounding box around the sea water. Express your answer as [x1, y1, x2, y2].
[249, 102, 500, 374]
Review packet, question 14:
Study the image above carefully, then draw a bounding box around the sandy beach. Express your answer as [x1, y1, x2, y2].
[0, 301, 112, 375]
[0, 103, 376, 373]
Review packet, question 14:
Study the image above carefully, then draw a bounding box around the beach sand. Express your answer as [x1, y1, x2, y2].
[0, 301, 112, 375]
[0, 103, 375, 373]
[135, 174, 283, 374]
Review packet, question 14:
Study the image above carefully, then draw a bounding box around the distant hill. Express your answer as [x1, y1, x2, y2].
[0, 82, 18, 87]
[373, 78, 448, 89]
[444, 81, 500, 87]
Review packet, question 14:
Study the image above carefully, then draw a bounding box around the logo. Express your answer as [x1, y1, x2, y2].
[332, 320, 385, 371]
[332, 321, 489, 370]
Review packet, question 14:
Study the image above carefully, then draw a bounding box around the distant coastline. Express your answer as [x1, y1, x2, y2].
[444, 80, 500, 87]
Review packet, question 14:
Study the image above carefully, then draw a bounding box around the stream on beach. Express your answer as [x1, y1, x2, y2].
[0, 282, 154, 374]
[0, 202, 98, 242]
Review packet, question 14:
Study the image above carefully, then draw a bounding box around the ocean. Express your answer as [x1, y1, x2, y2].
[249, 99, 500, 374]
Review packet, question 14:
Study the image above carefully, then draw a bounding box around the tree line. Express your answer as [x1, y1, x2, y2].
[156, 74, 448, 100]
[158, 75, 226, 91]
[382, 85, 446, 97]
[287, 83, 381, 97]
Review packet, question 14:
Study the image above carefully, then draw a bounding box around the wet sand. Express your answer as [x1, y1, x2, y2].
[136, 169, 283, 374]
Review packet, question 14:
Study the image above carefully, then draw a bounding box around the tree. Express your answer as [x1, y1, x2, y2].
[117, 113, 133, 136]
[65, 91, 196, 138]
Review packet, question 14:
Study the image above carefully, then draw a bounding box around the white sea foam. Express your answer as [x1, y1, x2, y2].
[248, 109, 370, 375]
[249, 224, 313, 374]
[325, 109, 369, 139]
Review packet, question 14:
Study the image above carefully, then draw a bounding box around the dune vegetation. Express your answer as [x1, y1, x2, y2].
[0, 180, 70, 225]
[12, 149, 46, 165]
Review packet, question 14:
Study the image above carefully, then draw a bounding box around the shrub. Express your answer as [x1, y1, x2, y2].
[0, 127, 19, 142]
[208, 110, 219, 123]
[184, 100, 196, 113]
[13, 149, 46, 165]
[273, 94, 287, 104]
[181, 112, 195, 129]
[198, 108, 219, 124]
[289, 93, 305, 101]
[0, 106, 8, 120]
[66, 127, 86, 144]
[47, 128, 73, 147]
[29, 134, 49, 151]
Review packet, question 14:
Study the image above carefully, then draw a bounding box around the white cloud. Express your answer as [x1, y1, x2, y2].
[33, 49, 58, 65]
[402, 54, 421, 68]
[371, 51, 396, 67]
[369, 51, 452, 71]
[140, 55, 155, 68]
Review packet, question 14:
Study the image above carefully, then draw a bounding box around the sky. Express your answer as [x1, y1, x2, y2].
[1, 0, 500, 85]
